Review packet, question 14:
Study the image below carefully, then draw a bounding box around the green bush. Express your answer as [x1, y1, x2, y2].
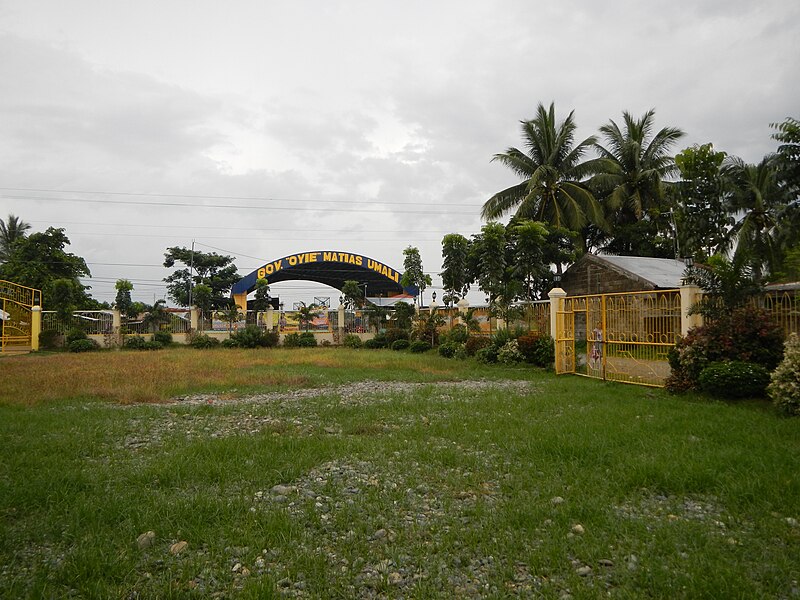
[444, 324, 469, 345]
[666, 305, 784, 393]
[39, 329, 61, 350]
[321, 340, 332, 347]
[152, 330, 173, 346]
[497, 340, 524, 365]
[517, 332, 555, 367]
[363, 338, 386, 349]
[491, 327, 518, 350]
[221, 338, 239, 348]
[190, 334, 220, 349]
[124, 336, 149, 350]
[229, 325, 278, 348]
[698, 361, 770, 398]
[298, 332, 317, 347]
[68, 339, 99, 353]
[409, 340, 432, 353]
[464, 335, 491, 356]
[384, 328, 410, 345]
[343, 334, 363, 348]
[282, 333, 301, 348]
[476, 346, 498, 364]
[391, 339, 410, 351]
[438, 342, 460, 358]
[66, 327, 87, 345]
[769, 334, 800, 416]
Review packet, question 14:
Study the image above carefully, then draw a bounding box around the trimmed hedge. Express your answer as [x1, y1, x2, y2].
[698, 361, 771, 398]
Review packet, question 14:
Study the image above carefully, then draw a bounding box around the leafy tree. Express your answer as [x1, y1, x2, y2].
[471, 222, 523, 327]
[482, 103, 604, 246]
[682, 254, 762, 319]
[50, 278, 81, 323]
[216, 305, 243, 334]
[400, 246, 431, 307]
[724, 155, 788, 279]
[0, 227, 92, 309]
[163, 247, 239, 309]
[591, 109, 684, 256]
[341, 280, 365, 309]
[440, 233, 472, 306]
[391, 301, 415, 330]
[114, 279, 137, 320]
[192, 283, 213, 327]
[363, 303, 389, 333]
[673, 143, 732, 261]
[251, 278, 272, 311]
[0, 214, 31, 264]
[509, 220, 549, 301]
[143, 299, 171, 333]
[772, 117, 800, 194]
[295, 302, 320, 332]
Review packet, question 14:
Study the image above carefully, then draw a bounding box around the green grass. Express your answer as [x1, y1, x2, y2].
[1, 348, 799, 598]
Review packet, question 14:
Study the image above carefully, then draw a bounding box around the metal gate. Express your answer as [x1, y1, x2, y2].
[555, 290, 681, 387]
[1, 280, 42, 353]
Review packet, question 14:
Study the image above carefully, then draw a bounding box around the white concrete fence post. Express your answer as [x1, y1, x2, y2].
[548, 287, 567, 343]
[680, 283, 703, 336]
[31, 305, 42, 351]
[112, 308, 122, 347]
[338, 301, 345, 343]
[266, 306, 274, 331]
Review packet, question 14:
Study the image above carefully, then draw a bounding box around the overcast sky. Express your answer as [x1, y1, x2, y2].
[1, 1, 798, 307]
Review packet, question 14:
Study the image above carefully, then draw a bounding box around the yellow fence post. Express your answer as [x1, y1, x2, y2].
[31, 305, 41, 351]
[680, 284, 703, 336]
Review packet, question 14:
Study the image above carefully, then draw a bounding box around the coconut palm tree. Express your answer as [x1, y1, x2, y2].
[590, 110, 684, 255]
[724, 155, 788, 279]
[0, 214, 32, 263]
[482, 103, 604, 242]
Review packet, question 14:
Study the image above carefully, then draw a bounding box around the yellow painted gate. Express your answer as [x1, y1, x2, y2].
[1, 280, 42, 353]
[555, 290, 681, 387]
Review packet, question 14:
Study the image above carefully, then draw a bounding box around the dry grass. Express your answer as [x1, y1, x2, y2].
[0, 348, 311, 405]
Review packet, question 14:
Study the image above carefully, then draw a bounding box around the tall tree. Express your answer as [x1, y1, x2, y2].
[341, 280, 365, 309]
[673, 143, 733, 261]
[591, 109, 684, 256]
[509, 220, 550, 301]
[482, 103, 604, 244]
[724, 155, 788, 279]
[0, 227, 92, 309]
[400, 246, 431, 307]
[440, 233, 472, 306]
[114, 279, 137, 320]
[163, 247, 239, 308]
[250, 278, 272, 311]
[295, 302, 320, 332]
[0, 214, 31, 263]
[471, 222, 521, 326]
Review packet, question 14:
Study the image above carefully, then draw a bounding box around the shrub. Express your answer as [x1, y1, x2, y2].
[769, 334, 800, 416]
[453, 344, 467, 360]
[221, 338, 239, 348]
[69, 338, 99, 353]
[698, 361, 771, 398]
[190, 334, 220, 349]
[666, 305, 784, 393]
[124, 336, 148, 350]
[363, 338, 386, 349]
[343, 334, 363, 348]
[438, 342, 460, 358]
[229, 325, 278, 348]
[39, 329, 61, 350]
[464, 335, 491, 356]
[476, 346, 498, 364]
[152, 330, 173, 346]
[321, 340, 332, 347]
[384, 328, 410, 345]
[516, 332, 555, 367]
[66, 327, 87, 345]
[282, 333, 301, 348]
[497, 340, 524, 365]
[491, 327, 518, 350]
[298, 332, 317, 347]
[444, 324, 469, 345]
[391, 339, 410, 351]
[409, 340, 432, 353]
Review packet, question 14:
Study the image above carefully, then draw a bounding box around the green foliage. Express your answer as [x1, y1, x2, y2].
[363, 338, 386, 349]
[666, 305, 784, 393]
[464, 335, 491, 356]
[769, 334, 800, 416]
[296, 302, 321, 332]
[400, 246, 431, 305]
[497, 340, 524, 365]
[684, 254, 762, 319]
[298, 332, 317, 347]
[114, 279, 136, 320]
[698, 361, 770, 398]
[391, 339, 410, 351]
[250, 278, 272, 312]
[221, 338, 239, 348]
[408, 340, 432, 353]
[65, 327, 87, 345]
[342, 334, 363, 348]
[772, 117, 800, 192]
[124, 336, 163, 351]
[228, 325, 278, 348]
[341, 280, 364, 309]
[68, 339, 100, 353]
[0, 227, 92, 309]
[0, 214, 31, 264]
[38, 330, 61, 350]
[517, 332, 555, 367]
[441, 233, 472, 303]
[482, 102, 603, 236]
[384, 328, 409, 345]
[438, 342, 460, 358]
[189, 333, 220, 349]
[163, 246, 239, 308]
[283, 332, 317, 348]
[443, 324, 468, 345]
[390, 302, 415, 329]
[476, 346, 498, 364]
[283, 333, 301, 348]
[411, 309, 445, 346]
[152, 330, 173, 346]
[490, 327, 518, 350]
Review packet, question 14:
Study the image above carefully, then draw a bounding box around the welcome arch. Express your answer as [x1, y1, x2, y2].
[231, 250, 413, 309]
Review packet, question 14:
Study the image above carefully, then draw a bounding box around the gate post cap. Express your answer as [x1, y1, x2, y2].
[32, 305, 42, 312]
[548, 288, 567, 298]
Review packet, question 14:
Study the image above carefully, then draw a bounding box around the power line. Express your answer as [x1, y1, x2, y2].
[0, 186, 484, 208]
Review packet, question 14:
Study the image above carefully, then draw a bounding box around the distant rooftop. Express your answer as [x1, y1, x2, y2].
[592, 255, 688, 289]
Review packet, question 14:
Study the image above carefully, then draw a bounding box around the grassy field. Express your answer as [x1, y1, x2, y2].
[1, 347, 799, 598]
